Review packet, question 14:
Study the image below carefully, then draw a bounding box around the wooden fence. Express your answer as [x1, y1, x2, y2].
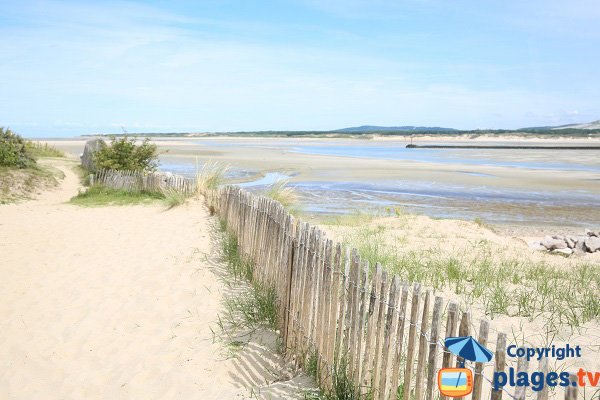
[216, 185, 583, 400]
[92, 169, 583, 400]
[94, 169, 196, 196]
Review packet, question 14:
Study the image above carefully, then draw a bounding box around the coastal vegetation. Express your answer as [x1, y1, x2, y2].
[0, 164, 64, 204]
[72, 136, 191, 208]
[214, 221, 280, 357]
[83, 127, 600, 139]
[219, 222, 279, 330]
[325, 217, 600, 332]
[25, 141, 65, 158]
[69, 185, 165, 206]
[0, 127, 65, 203]
[195, 161, 228, 196]
[93, 136, 158, 172]
[263, 179, 298, 212]
[1, 127, 36, 168]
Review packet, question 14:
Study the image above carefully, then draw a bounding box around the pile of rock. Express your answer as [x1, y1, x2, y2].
[538, 230, 600, 256]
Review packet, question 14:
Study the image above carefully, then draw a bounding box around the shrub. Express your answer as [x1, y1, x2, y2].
[93, 136, 158, 172]
[0, 127, 36, 168]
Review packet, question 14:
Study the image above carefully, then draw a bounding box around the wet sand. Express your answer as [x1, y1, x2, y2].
[45, 136, 600, 233]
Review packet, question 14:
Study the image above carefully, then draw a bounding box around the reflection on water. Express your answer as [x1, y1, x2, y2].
[289, 180, 600, 226]
[289, 144, 600, 172]
[189, 139, 600, 171]
[158, 160, 253, 180]
[238, 172, 291, 188]
[158, 140, 600, 226]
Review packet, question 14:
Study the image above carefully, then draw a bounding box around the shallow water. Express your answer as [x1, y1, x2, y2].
[188, 139, 600, 172]
[158, 139, 600, 227]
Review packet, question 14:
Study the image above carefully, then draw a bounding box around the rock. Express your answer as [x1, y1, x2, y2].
[80, 139, 106, 172]
[565, 237, 576, 249]
[553, 248, 573, 256]
[585, 229, 599, 237]
[540, 236, 568, 251]
[584, 236, 600, 253]
[528, 241, 546, 251]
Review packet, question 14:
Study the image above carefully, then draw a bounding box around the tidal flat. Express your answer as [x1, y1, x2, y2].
[49, 135, 600, 233]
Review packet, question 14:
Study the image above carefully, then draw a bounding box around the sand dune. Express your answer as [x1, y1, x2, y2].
[0, 160, 310, 399]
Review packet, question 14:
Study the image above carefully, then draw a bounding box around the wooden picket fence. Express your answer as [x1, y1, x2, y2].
[90, 168, 583, 400]
[94, 169, 196, 196]
[215, 185, 582, 400]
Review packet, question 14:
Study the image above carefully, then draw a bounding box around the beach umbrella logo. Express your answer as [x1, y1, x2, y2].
[437, 336, 493, 397]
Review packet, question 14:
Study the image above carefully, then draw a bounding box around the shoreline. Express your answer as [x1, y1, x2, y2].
[42, 136, 600, 235]
[406, 144, 600, 150]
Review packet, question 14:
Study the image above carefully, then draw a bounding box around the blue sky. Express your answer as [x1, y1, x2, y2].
[1, 0, 599, 137]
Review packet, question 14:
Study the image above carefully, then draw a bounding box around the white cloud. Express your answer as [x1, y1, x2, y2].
[1, 0, 598, 136]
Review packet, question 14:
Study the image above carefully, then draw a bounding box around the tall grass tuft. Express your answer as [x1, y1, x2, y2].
[195, 160, 228, 197]
[25, 141, 65, 158]
[161, 187, 189, 209]
[224, 281, 278, 330]
[219, 221, 278, 330]
[220, 222, 254, 281]
[264, 179, 298, 210]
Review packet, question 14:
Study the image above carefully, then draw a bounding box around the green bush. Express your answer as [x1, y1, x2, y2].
[93, 136, 158, 172]
[0, 127, 36, 168]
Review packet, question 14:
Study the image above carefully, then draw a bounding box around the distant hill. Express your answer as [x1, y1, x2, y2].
[553, 120, 600, 130]
[335, 125, 457, 132]
[522, 120, 600, 131]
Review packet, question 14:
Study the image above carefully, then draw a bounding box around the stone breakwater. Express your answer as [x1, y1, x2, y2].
[536, 230, 600, 256]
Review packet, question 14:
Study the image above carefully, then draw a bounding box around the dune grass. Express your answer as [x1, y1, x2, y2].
[0, 164, 64, 204]
[195, 160, 228, 197]
[69, 185, 165, 206]
[218, 221, 279, 331]
[161, 187, 190, 209]
[302, 355, 364, 400]
[264, 179, 297, 207]
[25, 141, 65, 158]
[336, 223, 600, 331]
[263, 179, 300, 215]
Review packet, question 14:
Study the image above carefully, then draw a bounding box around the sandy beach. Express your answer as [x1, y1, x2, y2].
[45, 136, 600, 233]
[4, 140, 597, 399]
[0, 159, 312, 399]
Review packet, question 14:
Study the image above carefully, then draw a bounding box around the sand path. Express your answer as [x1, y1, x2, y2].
[0, 160, 310, 399]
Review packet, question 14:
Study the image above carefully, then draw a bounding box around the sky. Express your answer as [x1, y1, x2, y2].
[1, 0, 599, 137]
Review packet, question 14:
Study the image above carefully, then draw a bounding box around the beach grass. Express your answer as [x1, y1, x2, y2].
[317, 210, 378, 227]
[69, 185, 165, 206]
[334, 222, 600, 330]
[218, 221, 279, 331]
[195, 160, 228, 197]
[303, 355, 363, 400]
[161, 187, 190, 209]
[223, 281, 278, 331]
[25, 141, 65, 158]
[263, 179, 298, 209]
[0, 164, 64, 204]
